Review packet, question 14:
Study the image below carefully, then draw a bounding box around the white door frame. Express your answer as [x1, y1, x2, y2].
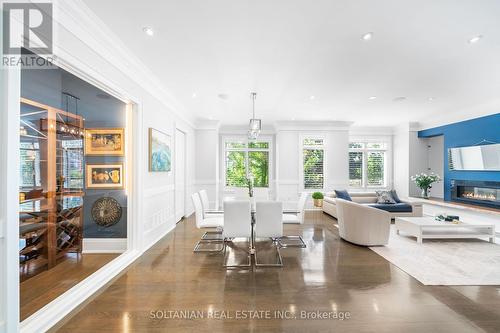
[1, 51, 144, 333]
[175, 127, 187, 221]
[1, 60, 22, 333]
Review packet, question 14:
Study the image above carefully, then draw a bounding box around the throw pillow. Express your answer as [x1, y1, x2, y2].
[334, 190, 352, 201]
[390, 189, 402, 203]
[376, 190, 396, 204]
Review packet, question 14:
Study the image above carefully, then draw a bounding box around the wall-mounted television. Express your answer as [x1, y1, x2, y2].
[448, 143, 500, 171]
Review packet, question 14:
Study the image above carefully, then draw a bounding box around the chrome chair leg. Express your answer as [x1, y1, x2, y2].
[278, 235, 306, 248]
[222, 239, 251, 268]
[255, 238, 283, 267]
[193, 227, 224, 252]
[201, 230, 223, 241]
[193, 239, 224, 252]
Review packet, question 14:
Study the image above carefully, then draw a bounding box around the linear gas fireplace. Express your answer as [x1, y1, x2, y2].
[451, 180, 500, 209]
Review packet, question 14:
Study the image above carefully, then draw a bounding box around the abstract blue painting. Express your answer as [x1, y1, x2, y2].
[149, 128, 171, 172]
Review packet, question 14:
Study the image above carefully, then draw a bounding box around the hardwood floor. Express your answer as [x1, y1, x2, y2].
[21, 253, 118, 321]
[52, 211, 500, 332]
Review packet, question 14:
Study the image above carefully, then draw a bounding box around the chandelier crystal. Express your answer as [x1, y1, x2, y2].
[248, 92, 261, 140]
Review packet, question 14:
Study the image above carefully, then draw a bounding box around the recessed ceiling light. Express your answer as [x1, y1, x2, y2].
[362, 32, 374, 41]
[143, 27, 154, 36]
[192, 93, 197, 98]
[368, 96, 377, 100]
[291, 117, 296, 121]
[468, 35, 483, 43]
[428, 97, 434, 101]
[393, 96, 406, 102]
[309, 95, 315, 100]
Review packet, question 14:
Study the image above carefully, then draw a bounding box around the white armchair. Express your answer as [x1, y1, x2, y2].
[336, 199, 391, 246]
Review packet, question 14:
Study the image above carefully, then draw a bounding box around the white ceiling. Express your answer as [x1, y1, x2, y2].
[81, 0, 500, 127]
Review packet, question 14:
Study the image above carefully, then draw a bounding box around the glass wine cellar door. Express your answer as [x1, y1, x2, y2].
[19, 97, 84, 279]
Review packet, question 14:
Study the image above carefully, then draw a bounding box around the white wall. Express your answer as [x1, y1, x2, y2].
[276, 131, 301, 209]
[427, 135, 444, 198]
[393, 124, 438, 198]
[393, 124, 410, 197]
[2, 1, 197, 332]
[194, 124, 220, 209]
[409, 130, 429, 197]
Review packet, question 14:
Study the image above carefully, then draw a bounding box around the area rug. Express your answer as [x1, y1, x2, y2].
[369, 226, 500, 285]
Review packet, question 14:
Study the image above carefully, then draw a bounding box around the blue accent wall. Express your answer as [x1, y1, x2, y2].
[418, 113, 500, 201]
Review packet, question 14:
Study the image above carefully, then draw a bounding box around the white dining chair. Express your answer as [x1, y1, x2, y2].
[253, 187, 270, 201]
[199, 189, 223, 218]
[192, 192, 224, 252]
[282, 192, 308, 224]
[255, 201, 283, 267]
[280, 192, 307, 248]
[222, 200, 252, 267]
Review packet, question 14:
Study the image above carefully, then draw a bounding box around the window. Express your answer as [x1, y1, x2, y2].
[224, 139, 270, 187]
[349, 142, 387, 188]
[302, 137, 324, 189]
[20, 142, 41, 188]
[61, 139, 84, 190]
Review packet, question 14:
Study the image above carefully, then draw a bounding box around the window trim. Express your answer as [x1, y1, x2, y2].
[222, 135, 273, 189]
[299, 134, 327, 191]
[348, 138, 391, 190]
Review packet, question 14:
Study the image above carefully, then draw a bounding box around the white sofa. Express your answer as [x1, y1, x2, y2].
[323, 191, 422, 219]
[336, 199, 391, 246]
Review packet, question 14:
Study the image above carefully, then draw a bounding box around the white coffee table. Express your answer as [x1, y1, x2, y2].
[395, 216, 496, 244]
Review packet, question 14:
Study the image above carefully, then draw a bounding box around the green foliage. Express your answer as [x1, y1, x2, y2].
[367, 152, 384, 186]
[226, 151, 247, 186]
[349, 151, 363, 186]
[226, 149, 269, 188]
[312, 192, 324, 199]
[303, 148, 324, 189]
[249, 151, 269, 187]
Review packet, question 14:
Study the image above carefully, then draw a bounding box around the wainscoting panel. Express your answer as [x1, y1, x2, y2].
[143, 185, 176, 247]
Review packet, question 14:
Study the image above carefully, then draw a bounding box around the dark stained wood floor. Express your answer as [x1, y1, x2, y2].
[21, 253, 118, 321]
[52, 211, 500, 332]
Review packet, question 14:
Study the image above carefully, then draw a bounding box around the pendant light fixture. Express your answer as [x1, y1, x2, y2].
[248, 92, 261, 140]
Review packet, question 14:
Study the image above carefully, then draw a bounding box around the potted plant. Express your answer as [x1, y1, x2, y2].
[312, 192, 324, 207]
[411, 173, 441, 199]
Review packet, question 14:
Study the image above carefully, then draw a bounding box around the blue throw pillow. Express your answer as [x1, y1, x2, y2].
[390, 189, 402, 203]
[334, 190, 352, 201]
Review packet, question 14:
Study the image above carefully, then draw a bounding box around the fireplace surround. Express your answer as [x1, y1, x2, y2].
[451, 180, 500, 209]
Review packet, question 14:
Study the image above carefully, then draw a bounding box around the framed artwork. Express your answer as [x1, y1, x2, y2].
[149, 128, 171, 172]
[85, 128, 124, 156]
[86, 163, 124, 189]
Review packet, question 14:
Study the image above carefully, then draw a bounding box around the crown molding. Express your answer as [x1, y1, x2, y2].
[55, 0, 196, 128]
[349, 126, 395, 136]
[195, 119, 221, 131]
[219, 124, 276, 135]
[274, 120, 353, 132]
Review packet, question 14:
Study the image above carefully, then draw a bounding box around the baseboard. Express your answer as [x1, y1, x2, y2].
[20, 249, 141, 333]
[82, 238, 127, 253]
[20, 225, 175, 333]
